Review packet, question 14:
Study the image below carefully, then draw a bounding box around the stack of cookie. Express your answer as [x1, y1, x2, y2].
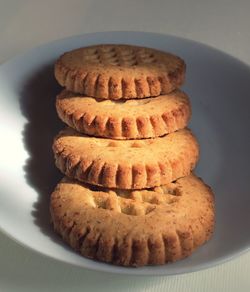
[50, 45, 215, 267]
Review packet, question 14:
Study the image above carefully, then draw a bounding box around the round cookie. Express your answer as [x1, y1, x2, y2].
[50, 174, 215, 267]
[54, 44, 185, 100]
[56, 89, 191, 139]
[52, 127, 199, 189]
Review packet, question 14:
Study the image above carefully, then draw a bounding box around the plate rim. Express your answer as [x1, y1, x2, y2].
[1, 30, 250, 276]
[1, 224, 250, 276]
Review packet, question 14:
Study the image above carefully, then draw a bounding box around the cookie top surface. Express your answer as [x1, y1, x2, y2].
[56, 89, 191, 139]
[53, 127, 199, 189]
[54, 44, 186, 99]
[50, 174, 215, 266]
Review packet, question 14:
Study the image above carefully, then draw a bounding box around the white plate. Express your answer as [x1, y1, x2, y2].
[0, 31, 250, 276]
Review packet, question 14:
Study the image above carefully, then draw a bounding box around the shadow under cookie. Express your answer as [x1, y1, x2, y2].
[19, 63, 65, 244]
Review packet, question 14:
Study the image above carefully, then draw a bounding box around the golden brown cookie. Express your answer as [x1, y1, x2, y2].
[52, 127, 199, 189]
[54, 44, 185, 99]
[50, 174, 215, 267]
[56, 89, 191, 139]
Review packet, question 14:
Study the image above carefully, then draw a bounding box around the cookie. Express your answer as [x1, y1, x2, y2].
[56, 89, 191, 139]
[54, 44, 185, 99]
[50, 174, 215, 267]
[52, 127, 199, 189]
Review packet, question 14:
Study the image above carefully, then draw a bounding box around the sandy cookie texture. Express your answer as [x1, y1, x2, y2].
[54, 44, 186, 100]
[56, 89, 191, 139]
[50, 44, 215, 267]
[52, 127, 199, 189]
[50, 174, 215, 267]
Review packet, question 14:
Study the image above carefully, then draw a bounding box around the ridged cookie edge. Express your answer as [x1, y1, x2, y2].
[52, 130, 199, 189]
[50, 175, 215, 266]
[54, 58, 185, 100]
[56, 93, 191, 139]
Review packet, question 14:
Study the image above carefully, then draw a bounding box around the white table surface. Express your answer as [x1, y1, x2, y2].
[1, 0, 250, 291]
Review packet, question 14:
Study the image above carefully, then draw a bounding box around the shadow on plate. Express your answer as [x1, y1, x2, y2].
[19, 64, 66, 244]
